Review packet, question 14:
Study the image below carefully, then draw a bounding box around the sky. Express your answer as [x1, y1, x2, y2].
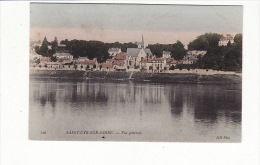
[30, 3, 243, 47]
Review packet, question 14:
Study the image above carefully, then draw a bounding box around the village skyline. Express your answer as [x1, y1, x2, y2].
[30, 4, 243, 47]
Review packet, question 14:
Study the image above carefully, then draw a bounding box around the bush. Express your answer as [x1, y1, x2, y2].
[169, 65, 175, 70]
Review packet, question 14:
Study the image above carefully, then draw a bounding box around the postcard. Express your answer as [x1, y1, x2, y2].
[29, 3, 243, 142]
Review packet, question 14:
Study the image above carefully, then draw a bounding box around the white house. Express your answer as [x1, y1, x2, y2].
[182, 50, 207, 64]
[162, 51, 171, 59]
[53, 53, 73, 61]
[108, 48, 121, 57]
[218, 34, 235, 46]
[140, 58, 167, 71]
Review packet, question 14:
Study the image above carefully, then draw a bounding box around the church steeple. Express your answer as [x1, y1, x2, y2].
[137, 34, 145, 49]
[141, 34, 144, 48]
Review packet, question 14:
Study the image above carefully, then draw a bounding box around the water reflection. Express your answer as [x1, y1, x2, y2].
[30, 78, 242, 141]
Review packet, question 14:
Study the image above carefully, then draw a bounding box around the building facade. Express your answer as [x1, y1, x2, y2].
[218, 34, 235, 46]
[182, 50, 207, 64]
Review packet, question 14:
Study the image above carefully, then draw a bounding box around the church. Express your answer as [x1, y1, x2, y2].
[126, 35, 154, 68]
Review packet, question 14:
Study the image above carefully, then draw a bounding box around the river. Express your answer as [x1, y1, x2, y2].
[29, 77, 241, 142]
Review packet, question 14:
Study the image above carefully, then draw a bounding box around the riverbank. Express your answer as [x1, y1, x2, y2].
[30, 69, 242, 84]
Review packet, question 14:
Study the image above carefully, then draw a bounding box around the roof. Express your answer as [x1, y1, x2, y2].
[78, 60, 96, 65]
[220, 34, 234, 41]
[113, 60, 125, 66]
[54, 53, 73, 57]
[171, 60, 182, 64]
[126, 48, 153, 57]
[46, 62, 60, 65]
[100, 63, 113, 68]
[187, 50, 207, 56]
[78, 57, 88, 60]
[140, 59, 153, 63]
[108, 48, 121, 53]
[163, 51, 171, 54]
[114, 52, 126, 60]
[152, 58, 164, 61]
[106, 59, 113, 63]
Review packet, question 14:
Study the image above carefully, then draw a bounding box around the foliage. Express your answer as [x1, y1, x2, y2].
[50, 56, 57, 62]
[171, 40, 187, 60]
[169, 65, 175, 70]
[147, 43, 173, 57]
[188, 33, 223, 50]
[196, 43, 242, 71]
[147, 40, 186, 60]
[234, 33, 242, 48]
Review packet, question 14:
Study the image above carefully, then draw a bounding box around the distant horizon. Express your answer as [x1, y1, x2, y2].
[30, 4, 243, 47]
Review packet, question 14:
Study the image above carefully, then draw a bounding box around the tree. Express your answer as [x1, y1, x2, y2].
[169, 65, 175, 70]
[171, 40, 186, 60]
[51, 36, 58, 54]
[234, 34, 242, 48]
[227, 41, 232, 47]
[147, 43, 173, 57]
[50, 56, 57, 62]
[188, 33, 223, 50]
[35, 36, 51, 57]
[42, 36, 49, 46]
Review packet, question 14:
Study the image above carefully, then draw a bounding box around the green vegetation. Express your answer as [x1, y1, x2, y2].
[188, 33, 223, 50]
[34, 33, 242, 71]
[147, 40, 186, 60]
[192, 33, 242, 72]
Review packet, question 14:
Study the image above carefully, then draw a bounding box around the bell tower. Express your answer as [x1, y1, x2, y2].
[141, 34, 144, 48]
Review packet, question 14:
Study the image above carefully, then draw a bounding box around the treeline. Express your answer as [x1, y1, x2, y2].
[147, 40, 186, 60]
[189, 33, 242, 72]
[147, 33, 242, 71]
[35, 37, 138, 63]
[34, 32, 242, 71]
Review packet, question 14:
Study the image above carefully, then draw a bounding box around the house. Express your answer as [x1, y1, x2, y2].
[105, 59, 113, 64]
[108, 48, 121, 57]
[167, 58, 182, 66]
[78, 57, 89, 62]
[218, 34, 235, 46]
[77, 58, 98, 70]
[140, 59, 153, 70]
[40, 57, 51, 63]
[113, 52, 127, 69]
[151, 58, 167, 70]
[45, 62, 61, 69]
[126, 35, 153, 68]
[53, 53, 73, 62]
[162, 51, 171, 59]
[182, 50, 207, 64]
[99, 63, 114, 71]
[140, 58, 167, 71]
